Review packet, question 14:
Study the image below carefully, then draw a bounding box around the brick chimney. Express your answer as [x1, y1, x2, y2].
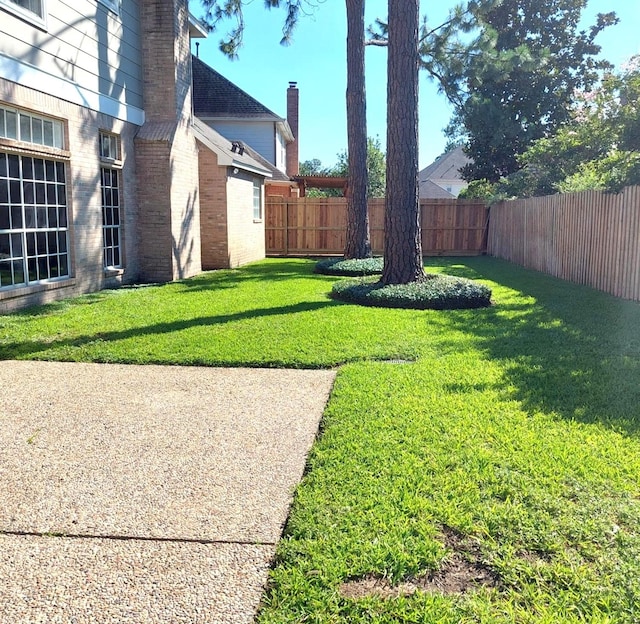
[134, 0, 201, 283]
[139, 0, 193, 123]
[286, 81, 299, 176]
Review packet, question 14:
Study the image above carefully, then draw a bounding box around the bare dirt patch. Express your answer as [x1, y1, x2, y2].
[339, 527, 499, 600]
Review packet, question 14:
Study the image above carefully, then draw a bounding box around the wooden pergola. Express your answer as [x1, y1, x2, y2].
[291, 175, 348, 197]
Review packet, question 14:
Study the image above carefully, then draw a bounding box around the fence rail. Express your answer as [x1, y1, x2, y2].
[488, 186, 640, 301]
[265, 197, 489, 256]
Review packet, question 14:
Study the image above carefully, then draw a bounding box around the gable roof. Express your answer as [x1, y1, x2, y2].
[419, 146, 470, 182]
[192, 55, 283, 121]
[418, 179, 456, 199]
[192, 117, 272, 178]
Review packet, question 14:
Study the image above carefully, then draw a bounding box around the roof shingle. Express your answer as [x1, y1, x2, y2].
[192, 55, 283, 120]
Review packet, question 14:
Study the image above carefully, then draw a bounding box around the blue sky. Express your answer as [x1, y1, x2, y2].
[191, 1, 640, 170]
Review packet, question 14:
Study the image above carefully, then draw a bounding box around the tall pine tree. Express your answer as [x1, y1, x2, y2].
[381, 0, 423, 285]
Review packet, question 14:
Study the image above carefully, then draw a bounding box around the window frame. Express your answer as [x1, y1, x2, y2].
[0, 104, 64, 150]
[252, 178, 262, 221]
[0, 0, 47, 29]
[99, 131, 120, 162]
[99, 131, 123, 271]
[0, 152, 70, 290]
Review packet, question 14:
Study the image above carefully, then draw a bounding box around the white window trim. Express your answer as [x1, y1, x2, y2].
[97, 0, 119, 15]
[252, 178, 262, 222]
[99, 130, 121, 164]
[0, 0, 47, 29]
[0, 104, 64, 150]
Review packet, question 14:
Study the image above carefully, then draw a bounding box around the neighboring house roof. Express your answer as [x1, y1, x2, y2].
[192, 56, 294, 141]
[192, 117, 272, 178]
[419, 179, 456, 199]
[419, 146, 470, 182]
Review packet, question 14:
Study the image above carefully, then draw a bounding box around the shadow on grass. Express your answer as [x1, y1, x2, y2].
[0, 300, 336, 361]
[1, 260, 329, 321]
[448, 256, 640, 438]
[177, 259, 326, 293]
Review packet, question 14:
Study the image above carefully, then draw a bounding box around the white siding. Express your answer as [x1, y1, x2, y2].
[434, 179, 468, 198]
[0, 0, 142, 121]
[207, 120, 276, 165]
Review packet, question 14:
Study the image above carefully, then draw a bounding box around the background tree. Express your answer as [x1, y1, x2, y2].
[444, 0, 617, 183]
[381, 0, 423, 285]
[298, 138, 385, 198]
[335, 137, 386, 198]
[512, 55, 640, 196]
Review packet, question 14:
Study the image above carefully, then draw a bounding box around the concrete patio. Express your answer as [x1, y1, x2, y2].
[0, 361, 336, 623]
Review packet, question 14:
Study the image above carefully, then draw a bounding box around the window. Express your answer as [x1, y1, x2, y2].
[0, 0, 46, 26]
[0, 153, 69, 289]
[100, 132, 119, 161]
[100, 132, 122, 269]
[252, 178, 262, 221]
[101, 168, 121, 269]
[0, 105, 63, 149]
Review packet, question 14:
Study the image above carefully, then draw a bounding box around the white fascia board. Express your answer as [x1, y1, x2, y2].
[188, 12, 208, 38]
[277, 119, 294, 143]
[199, 115, 283, 123]
[231, 159, 272, 178]
[0, 53, 145, 125]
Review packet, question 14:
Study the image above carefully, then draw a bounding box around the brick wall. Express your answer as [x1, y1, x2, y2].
[198, 152, 266, 270]
[0, 0, 203, 310]
[266, 181, 299, 198]
[136, 0, 201, 282]
[198, 142, 229, 269]
[139, 0, 191, 123]
[0, 79, 141, 313]
[226, 169, 265, 268]
[169, 122, 201, 279]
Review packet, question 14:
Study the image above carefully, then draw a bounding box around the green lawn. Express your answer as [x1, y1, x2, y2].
[2, 257, 640, 622]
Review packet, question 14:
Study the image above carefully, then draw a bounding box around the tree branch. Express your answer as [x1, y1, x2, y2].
[365, 39, 388, 47]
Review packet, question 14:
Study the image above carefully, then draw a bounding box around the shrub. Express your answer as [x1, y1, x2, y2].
[315, 257, 384, 276]
[331, 274, 492, 310]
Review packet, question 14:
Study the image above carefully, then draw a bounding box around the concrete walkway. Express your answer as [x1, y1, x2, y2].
[0, 361, 336, 623]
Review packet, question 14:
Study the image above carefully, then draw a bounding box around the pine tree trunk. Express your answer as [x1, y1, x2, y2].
[344, 0, 371, 259]
[381, 0, 424, 284]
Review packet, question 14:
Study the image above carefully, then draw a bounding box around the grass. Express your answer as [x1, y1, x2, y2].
[2, 257, 640, 622]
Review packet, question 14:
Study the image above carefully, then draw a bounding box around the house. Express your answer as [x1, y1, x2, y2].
[0, 0, 270, 312]
[192, 56, 300, 198]
[419, 146, 470, 198]
[193, 118, 271, 269]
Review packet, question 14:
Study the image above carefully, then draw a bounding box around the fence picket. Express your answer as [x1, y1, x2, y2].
[488, 186, 640, 302]
[265, 197, 489, 256]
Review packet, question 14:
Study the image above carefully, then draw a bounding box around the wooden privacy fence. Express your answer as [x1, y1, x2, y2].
[265, 197, 489, 256]
[488, 185, 640, 301]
